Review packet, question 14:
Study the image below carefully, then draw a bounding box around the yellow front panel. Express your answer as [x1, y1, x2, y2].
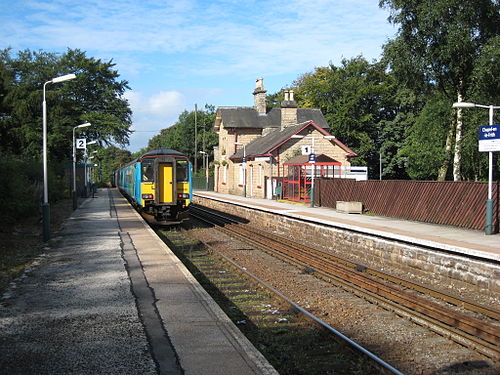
[177, 182, 191, 205]
[159, 163, 173, 203]
[141, 182, 154, 206]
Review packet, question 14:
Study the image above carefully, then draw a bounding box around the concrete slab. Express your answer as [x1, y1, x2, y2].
[111, 189, 279, 375]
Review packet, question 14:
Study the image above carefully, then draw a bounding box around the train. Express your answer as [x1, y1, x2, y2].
[115, 148, 192, 224]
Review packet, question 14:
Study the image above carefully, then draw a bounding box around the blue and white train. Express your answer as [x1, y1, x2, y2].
[116, 148, 192, 223]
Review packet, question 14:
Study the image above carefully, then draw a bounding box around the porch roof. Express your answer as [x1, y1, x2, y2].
[284, 154, 341, 165]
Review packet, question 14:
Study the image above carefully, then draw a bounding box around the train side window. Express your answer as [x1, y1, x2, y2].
[176, 161, 188, 182]
[142, 159, 154, 182]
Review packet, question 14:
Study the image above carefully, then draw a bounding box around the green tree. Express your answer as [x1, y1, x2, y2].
[379, 0, 500, 180]
[399, 92, 453, 180]
[0, 48, 132, 161]
[293, 56, 396, 177]
[146, 104, 217, 173]
[95, 146, 132, 185]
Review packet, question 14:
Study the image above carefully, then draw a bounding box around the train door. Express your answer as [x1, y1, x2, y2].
[158, 162, 174, 204]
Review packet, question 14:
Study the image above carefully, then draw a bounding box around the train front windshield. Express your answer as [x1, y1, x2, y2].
[142, 159, 154, 182]
[176, 160, 189, 182]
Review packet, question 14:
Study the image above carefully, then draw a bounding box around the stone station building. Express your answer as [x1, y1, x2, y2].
[213, 78, 356, 200]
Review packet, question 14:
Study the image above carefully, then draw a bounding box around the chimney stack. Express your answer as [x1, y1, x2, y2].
[281, 89, 297, 130]
[253, 78, 267, 115]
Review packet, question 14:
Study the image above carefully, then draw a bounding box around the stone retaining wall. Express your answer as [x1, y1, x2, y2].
[194, 196, 500, 294]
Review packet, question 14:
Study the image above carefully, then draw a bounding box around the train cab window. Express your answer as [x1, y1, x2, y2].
[142, 159, 154, 182]
[176, 160, 188, 182]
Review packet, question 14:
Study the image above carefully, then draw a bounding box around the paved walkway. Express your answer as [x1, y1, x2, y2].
[194, 190, 500, 262]
[0, 189, 278, 375]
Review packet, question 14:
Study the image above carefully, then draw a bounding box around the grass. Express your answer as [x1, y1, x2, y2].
[0, 198, 74, 295]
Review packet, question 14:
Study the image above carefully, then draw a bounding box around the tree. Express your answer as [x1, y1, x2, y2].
[379, 0, 500, 180]
[399, 92, 453, 180]
[0, 48, 132, 161]
[146, 104, 218, 174]
[293, 56, 397, 177]
[95, 146, 132, 185]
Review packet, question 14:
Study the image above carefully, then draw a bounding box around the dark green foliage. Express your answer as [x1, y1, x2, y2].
[0, 48, 133, 220]
[399, 94, 453, 180]
[92, 146, 132, 186]
[293, 57, 400, 178]
[0, 154, 66, 224]
[0, 48, 132, 160]
[379, 0, 500, 180]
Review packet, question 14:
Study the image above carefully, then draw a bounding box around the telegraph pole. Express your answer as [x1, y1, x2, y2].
[194, 103, 197, 173]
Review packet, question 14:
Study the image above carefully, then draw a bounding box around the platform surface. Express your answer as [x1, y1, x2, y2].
[194, 190, 500, 262]
[0, 189, 278, 375]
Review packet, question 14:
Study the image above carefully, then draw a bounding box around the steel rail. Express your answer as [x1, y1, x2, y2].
[190, 205, 500, 360]
[188, 211, 406, 375]
[238, 225, 500, 341]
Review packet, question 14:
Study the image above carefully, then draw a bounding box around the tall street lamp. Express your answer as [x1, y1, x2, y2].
[199, 151, 209, 190]
[84, 141, 97, 197]
[452, 101, 500, 235]
[42, 73, 76, 241]
[72, 122, 91, 210]
[291, 134, 335, 207]
[234, 142, 247, 197]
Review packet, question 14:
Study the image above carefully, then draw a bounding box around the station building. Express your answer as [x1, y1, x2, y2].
[213, 78, 357, 200]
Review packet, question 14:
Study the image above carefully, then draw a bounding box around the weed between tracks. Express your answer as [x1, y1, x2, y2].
[158, 228, 379, 375]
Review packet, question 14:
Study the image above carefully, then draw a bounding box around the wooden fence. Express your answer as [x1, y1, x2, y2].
[315, 179, 499, 231]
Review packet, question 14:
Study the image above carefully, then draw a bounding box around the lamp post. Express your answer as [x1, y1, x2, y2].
[234, 142, 246, 197]
[291, 134, 335, 207]
[72, 122, 91, 209]
[199, 151, 209, 190]
[452, 102, 500, 235]
[84, 141, 97, 197]
[42, 73, 76, 241]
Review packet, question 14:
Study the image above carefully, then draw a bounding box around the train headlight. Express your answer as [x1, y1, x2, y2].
[142, 194, 154, 199]
[177, 193, 189, 199]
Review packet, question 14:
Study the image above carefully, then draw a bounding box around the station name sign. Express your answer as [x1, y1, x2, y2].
[478, 125, 500, 152]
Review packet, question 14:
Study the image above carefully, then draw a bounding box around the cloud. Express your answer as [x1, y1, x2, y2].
[3, 0, 394, 77]
[123, 90, 186, 151]
[2, 0, 396, 151]
[125, 90, 185, 117]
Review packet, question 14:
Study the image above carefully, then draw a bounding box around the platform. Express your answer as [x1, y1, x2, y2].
[0, 189, 278, 375]
[194, 190, 500, 263]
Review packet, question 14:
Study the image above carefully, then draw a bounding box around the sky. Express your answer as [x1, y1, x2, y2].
[1, 0, 397, 152]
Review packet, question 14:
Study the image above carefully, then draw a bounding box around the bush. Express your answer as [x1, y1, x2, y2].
[0, 153, 67, 224]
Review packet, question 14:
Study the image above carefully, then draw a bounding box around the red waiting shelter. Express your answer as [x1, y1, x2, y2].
[282, 154, 341, 203]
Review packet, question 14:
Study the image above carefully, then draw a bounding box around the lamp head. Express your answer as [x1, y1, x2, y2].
[452, 102, 476, 108]
[51, 73, 76, 84]
[76, 122, 91, 129]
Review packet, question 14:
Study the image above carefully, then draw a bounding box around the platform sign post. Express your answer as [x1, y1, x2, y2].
[309, 153, 316, 207]
[478, 124, 499, 235]
[453, 102, 499, 235]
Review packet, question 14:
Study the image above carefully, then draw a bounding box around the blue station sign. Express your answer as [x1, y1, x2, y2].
[478, 125, 500, 152]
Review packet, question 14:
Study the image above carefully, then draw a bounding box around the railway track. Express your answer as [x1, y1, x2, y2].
[190, 204, 500, 361]
[160, 228, 400, 375]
